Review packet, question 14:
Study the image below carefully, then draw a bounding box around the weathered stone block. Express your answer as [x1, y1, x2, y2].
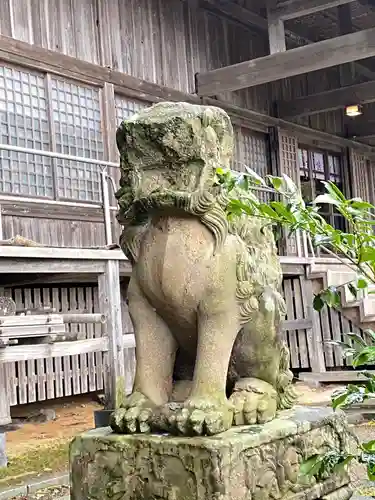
[70, 406, 353, 500]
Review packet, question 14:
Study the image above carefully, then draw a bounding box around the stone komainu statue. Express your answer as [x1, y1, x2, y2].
[111, 102, 297, 436]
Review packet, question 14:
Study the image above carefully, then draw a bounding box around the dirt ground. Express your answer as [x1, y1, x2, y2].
[7, 395, 101, 457]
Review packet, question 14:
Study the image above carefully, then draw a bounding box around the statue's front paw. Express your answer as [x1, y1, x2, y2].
[110, 391, 155, 434]
[165, 396, 234, 436]
[230, 378, 277, 426]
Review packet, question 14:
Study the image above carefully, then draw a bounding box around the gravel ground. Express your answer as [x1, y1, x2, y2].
[9, 485, 69, 500]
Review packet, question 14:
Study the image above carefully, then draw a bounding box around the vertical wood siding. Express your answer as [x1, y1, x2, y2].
[1, 283, 135, 406]
[2, 274, 364, 408]
[0, 0, 271, 112]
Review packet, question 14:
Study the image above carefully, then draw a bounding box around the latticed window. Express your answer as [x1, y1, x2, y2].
[113, 95, 149, 187]
[298, 146, 345, 230]
[51, 78, 104, 201]
[0, 65, 53, 196]
[115, 95, 148, 127]
[232, 126, 272, 202]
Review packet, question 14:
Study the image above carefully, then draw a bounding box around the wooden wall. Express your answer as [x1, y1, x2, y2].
[0, 0, 372, 248]
[1, 282, 135, 406]
[0, 0, 270, 112]
[0, 0, 351, 131]
[1, 203, 107, 247]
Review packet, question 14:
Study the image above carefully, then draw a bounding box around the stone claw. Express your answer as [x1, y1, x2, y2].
[158, 396, 234, 436]
[110, 391, 155, 434]
[230, 378, 277, 426]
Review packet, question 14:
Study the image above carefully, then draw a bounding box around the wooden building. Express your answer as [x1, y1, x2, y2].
[1, 0, 375, 417]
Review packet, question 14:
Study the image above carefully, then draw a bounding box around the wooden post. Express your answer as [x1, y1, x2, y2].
[0, 363, 11, 425]
[101, 82, 120, 243]
[267, 2, 286, 54]
[301, 276, 327, 374]
[275, 127, 300, 256]
[98, 260, 126, 409]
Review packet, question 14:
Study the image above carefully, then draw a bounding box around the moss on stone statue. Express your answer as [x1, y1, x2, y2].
[71, 407, 353, 500]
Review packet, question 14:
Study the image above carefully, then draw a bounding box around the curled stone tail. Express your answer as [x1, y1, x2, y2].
[276, 342, 298, 410]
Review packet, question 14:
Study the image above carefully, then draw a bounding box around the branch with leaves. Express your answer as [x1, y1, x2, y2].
[216, 166, 375, 481]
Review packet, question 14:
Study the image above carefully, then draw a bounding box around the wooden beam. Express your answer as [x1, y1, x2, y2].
[269, 0, 355, 21]
[0, 29, 373, 156]
[202, 97, 375, 154]
[201, 0, 269, 32]
[0, 34, 200, 106]
[338, 3, 355, 86]
[355, 134, 375, 141]
[0, 259, 109, 274]
[276, 80, 375, 118]
[1, 200, 105, 223]
[201, 0, 375, 80]
[0, 247, 127, 260]
[197, 27, 375, 95]
[0, 334, 135, 363]
[300, 370, 375, 383]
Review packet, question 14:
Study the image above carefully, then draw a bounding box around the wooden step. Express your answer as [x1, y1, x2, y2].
[360, 297, 375, 322]
[299, 370, 375, 383]
[340, 285, 362, 307]
[326, 269, 358, 288]
[307, 262, 353, 278]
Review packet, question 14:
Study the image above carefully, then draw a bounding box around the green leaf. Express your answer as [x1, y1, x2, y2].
[313, 294, 325, 312]
[333, 455, 355, 473]
[346, 333, 367, 349]
[314, 194, 340, 207]
[367, 463, 375, 482]
[364, 329, 375, 343]
[357, 278, 368, 289]
[359, 247, 375, 263]
[237, 175, 250, 192]
[332, 392, 351, 410]
[321, 287, 341, 309]
[258, 204, 279, 219]
[216, 167, 227, 175]
[353, 347, 375, 367]
[300, 455, 322, 476]
[268, 176, 283, 191]
[269, 202, 296, 222]
[350, 200, 374, 211]
[314, 234, 334, 246]
[244, 166, 266, 186]
[322, 181, 346, 202]
[282, 174, 298, 195]
[361, 440, 375, 452]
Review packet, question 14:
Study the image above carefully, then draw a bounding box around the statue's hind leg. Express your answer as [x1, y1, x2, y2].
[229, 294, 295, 425]
[111, 278, 177, 434]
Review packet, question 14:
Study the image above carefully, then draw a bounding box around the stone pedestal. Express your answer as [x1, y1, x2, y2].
[70, 407, 353, 500]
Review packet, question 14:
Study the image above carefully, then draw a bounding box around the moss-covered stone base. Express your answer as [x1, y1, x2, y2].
[70, 406, 353, 500]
